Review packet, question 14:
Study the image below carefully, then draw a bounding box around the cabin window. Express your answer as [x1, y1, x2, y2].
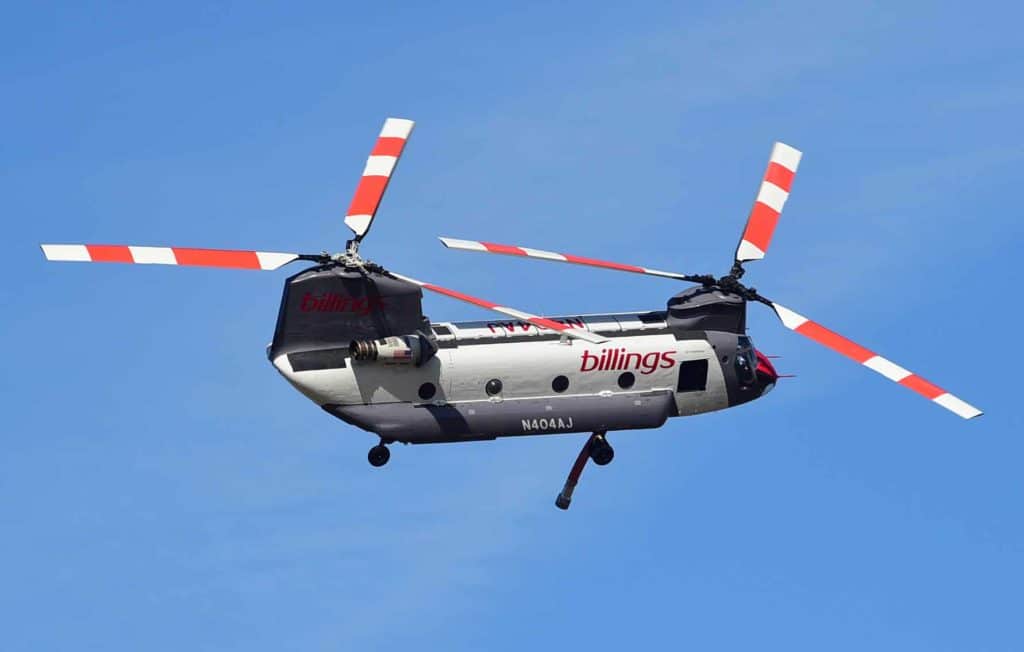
[485, 378, 503, 396]
[617, 372, 635, 389]
[677, 359, 708, 392]
[552, 375, 569, 393]
[418, 382, 436, 400]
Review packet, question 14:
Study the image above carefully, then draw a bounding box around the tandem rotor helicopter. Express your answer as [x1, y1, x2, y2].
[42, 118, 982, 509]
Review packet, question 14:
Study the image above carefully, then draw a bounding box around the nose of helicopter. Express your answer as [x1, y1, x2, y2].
[754, 349, 778, 394]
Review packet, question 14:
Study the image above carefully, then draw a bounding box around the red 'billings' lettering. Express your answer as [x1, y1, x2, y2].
[299, 293, 385, 316]
[580, 349, 677, 375]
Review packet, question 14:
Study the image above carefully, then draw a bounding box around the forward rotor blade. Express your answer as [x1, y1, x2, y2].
[770, 302, 982, 419]
[388, 272, 608, 344]
[343, 117, 415, 240]
[735, 142, 802, 263]
[439, 237, 705, 283]
[40, 244, 299, 270]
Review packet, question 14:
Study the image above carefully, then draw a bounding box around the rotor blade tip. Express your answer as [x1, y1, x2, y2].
[381, 117, 415, 138]
[773, 142, 803, 167]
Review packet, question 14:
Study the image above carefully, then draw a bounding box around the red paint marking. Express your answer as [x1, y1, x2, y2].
[347, 176, 389, 217]
[423, 284, 498, 309]
[899, 374, 945, 400]
[563, 254, 644, 273]
[86, 245, 133, 263]
[795, 321, 875, 363]
[483, 242, 528, 256]
[743, 202, 781, 251]
[764, 161, 795, 192]
[371, 137, 406, 157]
[530, 317, 569, 331]
[173, 248, 261, 268]
[755, 350, 778, 381]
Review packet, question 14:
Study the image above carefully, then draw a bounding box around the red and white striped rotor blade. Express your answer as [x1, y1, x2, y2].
[735, 142, 802, 263]
[771, 303, 982, 419]
[343, 117, 415, 240]
[40, 244, 298, 270]
[389, 271, 608, 344]
[440, 237, 700, 282]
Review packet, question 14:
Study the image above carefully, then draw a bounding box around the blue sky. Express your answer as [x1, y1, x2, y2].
[2, 1, 1021, 649]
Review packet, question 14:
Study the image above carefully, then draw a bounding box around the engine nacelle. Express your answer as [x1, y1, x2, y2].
[349, 334, 436, 367]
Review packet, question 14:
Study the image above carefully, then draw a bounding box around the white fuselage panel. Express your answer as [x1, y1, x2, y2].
[272, 312, 731, 428]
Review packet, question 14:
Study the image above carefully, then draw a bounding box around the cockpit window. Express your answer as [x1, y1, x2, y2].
[735, 336, 758, 387]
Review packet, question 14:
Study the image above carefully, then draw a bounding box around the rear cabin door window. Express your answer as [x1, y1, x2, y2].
[677, 359, 709, 392]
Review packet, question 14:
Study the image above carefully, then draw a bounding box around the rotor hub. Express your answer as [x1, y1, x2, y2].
[685, 264, 769, 306]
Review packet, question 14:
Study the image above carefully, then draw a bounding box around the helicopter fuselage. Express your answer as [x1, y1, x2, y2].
[270, 311, 778, 444]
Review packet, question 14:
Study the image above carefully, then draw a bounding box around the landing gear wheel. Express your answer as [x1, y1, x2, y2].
[368, 443, 390, 467]
[589, 436, 614, 466]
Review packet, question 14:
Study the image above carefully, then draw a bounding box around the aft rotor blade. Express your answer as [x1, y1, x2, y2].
[343, 117, 415, 240]
[770, 302, 982, 419]
[388, 271, 608, 344]
[40, 244, 299, 270]
[735, 142, 802, 263]
[439, 237, 706, 283]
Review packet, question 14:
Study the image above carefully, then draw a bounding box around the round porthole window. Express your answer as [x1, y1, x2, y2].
[552, 375, 569, 393]
[617, 372, 635, 389]
[418, 382, 436, 400]
[485, 378, 503, 396]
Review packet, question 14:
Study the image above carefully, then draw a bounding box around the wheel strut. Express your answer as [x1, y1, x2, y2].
[589, 433, 614, 466]
[555, 432, 611, 510]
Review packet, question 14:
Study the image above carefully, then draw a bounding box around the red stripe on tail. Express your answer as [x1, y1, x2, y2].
[347, 176, 390, 217]
[371, 137, 407, 157]
[483, 242, 528, 256]
[172, 248, 261, 269]
[423, 284, 498, 309]
[86, 245, 133, 263]
[764, 161, 796, 192]
[743, 203, 782, 252]
[795, 321, 875, 363]
[563, 254, 644, 273]
[899, 374, 945, 400]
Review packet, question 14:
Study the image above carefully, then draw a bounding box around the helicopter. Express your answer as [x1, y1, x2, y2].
[41, 117, 982, 509]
